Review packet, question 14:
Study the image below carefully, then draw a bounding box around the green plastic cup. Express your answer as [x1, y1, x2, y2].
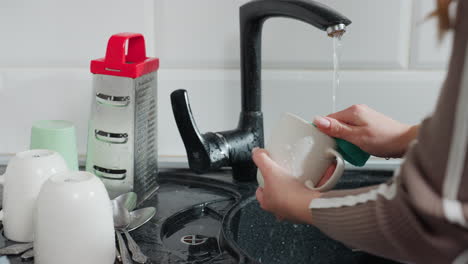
[30, 120, 79, 171]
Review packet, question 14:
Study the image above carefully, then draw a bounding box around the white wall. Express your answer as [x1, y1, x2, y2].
[0, 0, 453, 167]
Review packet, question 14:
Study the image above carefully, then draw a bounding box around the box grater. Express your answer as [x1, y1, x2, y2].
[86, 33, 159, 203]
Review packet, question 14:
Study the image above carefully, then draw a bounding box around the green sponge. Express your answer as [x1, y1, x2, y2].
[312, 124, 370, 167]
[334, 137, 370, 167]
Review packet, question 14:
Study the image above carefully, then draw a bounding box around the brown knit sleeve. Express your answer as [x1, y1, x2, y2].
[311, 142, 468, 263]
[310, 174, 411, 262]
[309, 1, 468, 263]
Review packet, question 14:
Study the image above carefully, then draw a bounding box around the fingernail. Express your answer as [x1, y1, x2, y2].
[252, 147, 260, 154]
[314, 116, 330, 128]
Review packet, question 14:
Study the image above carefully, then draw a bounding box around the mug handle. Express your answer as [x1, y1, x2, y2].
[305, 148, 345, 191]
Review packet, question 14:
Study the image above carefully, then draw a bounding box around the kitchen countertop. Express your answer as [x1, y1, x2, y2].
[0, 165, 397, 264]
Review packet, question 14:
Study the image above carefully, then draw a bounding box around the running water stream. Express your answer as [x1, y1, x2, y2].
[332, 35, 343, 113]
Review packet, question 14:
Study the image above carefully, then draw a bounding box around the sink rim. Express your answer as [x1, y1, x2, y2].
[221, 195, 259, 264]
[219, 170, 397, 264]
[156, 169, 397, 264]
[157, 170, 248, 262]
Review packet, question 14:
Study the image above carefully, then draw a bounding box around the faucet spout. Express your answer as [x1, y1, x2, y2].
[240, 0, 351, 112]
[326, 23, 347, 37]
[171, 0, 351, 182]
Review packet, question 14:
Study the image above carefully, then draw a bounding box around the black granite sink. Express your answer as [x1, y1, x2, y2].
[0, 166, 401, 264]
[221, 170, 400, 264]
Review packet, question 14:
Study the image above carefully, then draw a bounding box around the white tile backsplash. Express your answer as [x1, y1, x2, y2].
[158, 69, 444, 157]
[334, 71, 443, 124]
[0, 69, 91, 153]
[155, 0, 412, 69]
[262, 0, 413, 69]
[0, 0, 454, 170]
[410, 0, 453, 69]
[0, 68, 445, 159]
[0, 73, 4, 92]
[0, 0, 154, 67]
[154, 0, 243, 69]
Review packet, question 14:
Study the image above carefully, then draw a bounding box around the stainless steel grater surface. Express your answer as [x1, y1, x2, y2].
[134, 73, 158, 202]
[86, 33, 160, 202]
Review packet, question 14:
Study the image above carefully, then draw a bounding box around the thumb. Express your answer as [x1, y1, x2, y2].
[313, 116, 355, 141]
[252, 148, 282, 181]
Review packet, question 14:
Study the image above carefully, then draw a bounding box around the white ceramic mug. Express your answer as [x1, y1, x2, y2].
[0, 149, 68, 242]
[34, 171, 115, 264]
[257, 113, 345, 191]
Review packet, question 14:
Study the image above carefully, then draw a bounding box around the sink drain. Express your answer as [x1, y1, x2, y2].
[180, 235, 208, 246]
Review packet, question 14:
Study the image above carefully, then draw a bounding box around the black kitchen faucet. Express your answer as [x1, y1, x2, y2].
[171, 0, 351, 182]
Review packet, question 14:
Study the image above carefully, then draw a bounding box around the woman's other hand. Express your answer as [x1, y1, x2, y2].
[314, 104, 419, 158]
[252, 148, 325, 224]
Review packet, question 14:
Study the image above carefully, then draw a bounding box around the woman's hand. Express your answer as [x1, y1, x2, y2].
[252, 148, 331, 224]
[314, 104, 419, 158]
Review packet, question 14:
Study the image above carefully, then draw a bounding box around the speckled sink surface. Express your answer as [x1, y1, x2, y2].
[0, 165, 399, 264]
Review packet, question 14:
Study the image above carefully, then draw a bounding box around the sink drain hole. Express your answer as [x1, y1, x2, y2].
[181, 234, 208, 246]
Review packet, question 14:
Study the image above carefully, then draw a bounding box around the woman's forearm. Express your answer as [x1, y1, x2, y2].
[395, 124, 420, 158]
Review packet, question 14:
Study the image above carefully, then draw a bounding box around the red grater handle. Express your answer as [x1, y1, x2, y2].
[90, 32, 159, 78]
[105, 33, 146, 67]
